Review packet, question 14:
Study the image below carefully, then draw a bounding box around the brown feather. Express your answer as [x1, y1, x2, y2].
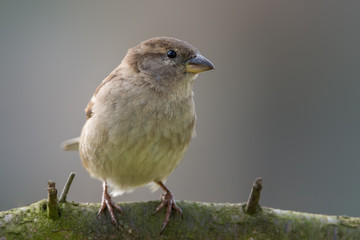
[85, 73, 118, 119]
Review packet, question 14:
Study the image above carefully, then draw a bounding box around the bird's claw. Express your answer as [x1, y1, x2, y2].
[97, 182, 123, 227]
[153, 191, 183, 234]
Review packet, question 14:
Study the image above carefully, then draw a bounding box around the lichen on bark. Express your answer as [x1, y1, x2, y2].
[1, 200, 360, 239]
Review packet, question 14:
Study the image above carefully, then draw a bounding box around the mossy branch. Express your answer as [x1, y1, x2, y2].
[1, 177, 360, 239]
[1, 200, 360, 239]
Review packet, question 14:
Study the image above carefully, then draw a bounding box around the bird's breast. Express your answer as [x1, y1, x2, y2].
[79, 90, 196, 190]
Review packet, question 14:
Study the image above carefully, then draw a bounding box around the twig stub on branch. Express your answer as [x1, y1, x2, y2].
[46, 180, 59, 220]
[59, 172, 75, 203]
[245, 177, 263, 214]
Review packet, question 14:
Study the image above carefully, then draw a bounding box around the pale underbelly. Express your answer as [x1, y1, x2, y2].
[80, 129, 190, 192]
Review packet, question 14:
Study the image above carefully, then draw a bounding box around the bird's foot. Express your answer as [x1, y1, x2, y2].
[97, 181, 123, 227]
[153, 182, 183, 234]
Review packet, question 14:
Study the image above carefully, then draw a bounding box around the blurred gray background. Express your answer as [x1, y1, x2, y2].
[1, 0, 360, 217]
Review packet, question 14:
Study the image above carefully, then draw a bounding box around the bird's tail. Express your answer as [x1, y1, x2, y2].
[61, 137, 80, 151]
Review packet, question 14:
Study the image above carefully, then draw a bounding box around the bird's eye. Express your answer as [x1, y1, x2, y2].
[167, 50, 177, 58]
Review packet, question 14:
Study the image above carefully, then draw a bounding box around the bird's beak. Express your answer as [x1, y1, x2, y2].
[186, 54, 215, 73]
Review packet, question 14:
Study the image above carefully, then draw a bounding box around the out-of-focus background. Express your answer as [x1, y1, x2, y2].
[1, 0, 359, 217]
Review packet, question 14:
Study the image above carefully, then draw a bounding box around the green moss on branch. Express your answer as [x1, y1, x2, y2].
[1, 200, 360, 239]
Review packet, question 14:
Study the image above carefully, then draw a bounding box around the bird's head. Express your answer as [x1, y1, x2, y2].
[122, 37, 215, 93]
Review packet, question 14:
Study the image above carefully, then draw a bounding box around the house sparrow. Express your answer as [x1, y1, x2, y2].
[62, 37, 214, 233]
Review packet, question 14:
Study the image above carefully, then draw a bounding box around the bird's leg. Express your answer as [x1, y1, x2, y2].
[97, 181, 123, 227]
[153, 181, 183, 234]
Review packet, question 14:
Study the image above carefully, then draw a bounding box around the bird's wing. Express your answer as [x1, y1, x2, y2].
[63, 74, 118, 150]
[85, 73, 118, 120]
[61, 137, 80, 151]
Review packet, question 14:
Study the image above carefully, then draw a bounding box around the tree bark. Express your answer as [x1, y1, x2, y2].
[1, 199, 360, 240]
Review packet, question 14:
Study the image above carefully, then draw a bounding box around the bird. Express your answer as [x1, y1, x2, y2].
[62, 37, 215, 233]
